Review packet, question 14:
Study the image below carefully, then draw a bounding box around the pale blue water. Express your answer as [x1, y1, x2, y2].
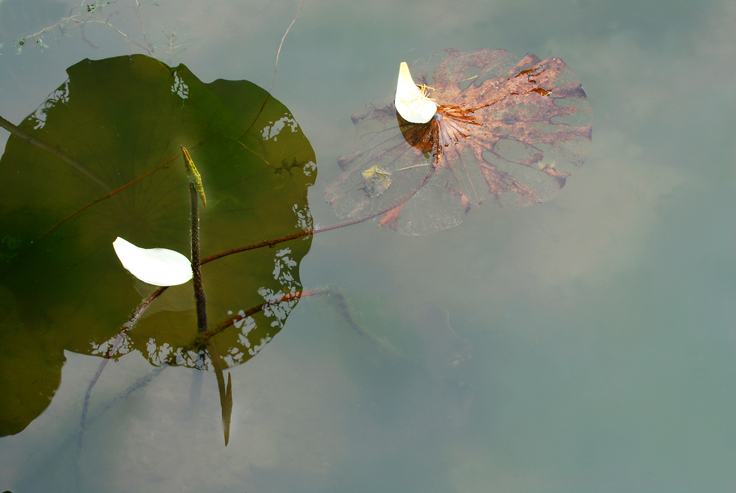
[1, 0, 734, 492]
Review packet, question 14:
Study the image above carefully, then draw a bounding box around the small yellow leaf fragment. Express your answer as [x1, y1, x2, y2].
[361, 165, 393, 198]
[181, 145, 207, 207]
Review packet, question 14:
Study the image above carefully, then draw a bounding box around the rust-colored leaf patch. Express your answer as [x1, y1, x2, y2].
[325, 48, 593, 235]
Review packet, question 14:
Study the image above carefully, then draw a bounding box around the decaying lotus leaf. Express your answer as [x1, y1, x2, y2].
[325, 48, 593, 235]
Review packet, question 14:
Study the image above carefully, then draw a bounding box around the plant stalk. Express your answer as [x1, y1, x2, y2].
[184, 148, 232, 445]
[189, 181, 208, 333]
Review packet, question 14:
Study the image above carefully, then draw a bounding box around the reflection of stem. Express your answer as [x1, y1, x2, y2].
[85, 287, 371, 452]
[206, 339, 233, 446]
[78, 361, 167, 456]
[325, 287, 398, 355]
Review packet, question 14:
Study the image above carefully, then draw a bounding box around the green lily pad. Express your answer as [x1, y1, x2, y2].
[0, 55, 316, 435]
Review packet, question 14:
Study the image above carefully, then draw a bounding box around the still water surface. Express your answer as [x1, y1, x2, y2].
[0, 0, 734, 491]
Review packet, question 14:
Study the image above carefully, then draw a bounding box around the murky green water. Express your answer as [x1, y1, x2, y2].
[1, 0, 734, 492]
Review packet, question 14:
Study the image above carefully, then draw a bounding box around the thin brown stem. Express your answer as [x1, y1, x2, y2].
[103, 286, 168, 358]
[241, 0, 305, 139]
[269, 0, 305, 94]
[8, 133, 213, 259]
[28, 154, 177, 247]
[194, 288, 329, 345]
[202, 169, 435, 264]
[0, 115, 110, 192]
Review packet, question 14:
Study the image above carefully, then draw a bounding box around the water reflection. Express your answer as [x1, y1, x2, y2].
[2, 0, 734, 490]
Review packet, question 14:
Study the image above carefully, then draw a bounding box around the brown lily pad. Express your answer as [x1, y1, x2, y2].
[325, 48, 593, 235]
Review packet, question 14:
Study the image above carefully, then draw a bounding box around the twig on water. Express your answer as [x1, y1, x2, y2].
[242, 0, 306, 139]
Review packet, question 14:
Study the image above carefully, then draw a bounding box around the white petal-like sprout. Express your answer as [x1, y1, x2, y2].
[113, 237, 192, 286]
[395, 61, 437, 124]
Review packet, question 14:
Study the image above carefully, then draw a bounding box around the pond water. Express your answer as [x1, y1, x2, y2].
[1, 1, 734, 492]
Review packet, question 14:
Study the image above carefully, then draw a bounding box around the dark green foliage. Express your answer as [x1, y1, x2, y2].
[0, 55, 316, 436]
